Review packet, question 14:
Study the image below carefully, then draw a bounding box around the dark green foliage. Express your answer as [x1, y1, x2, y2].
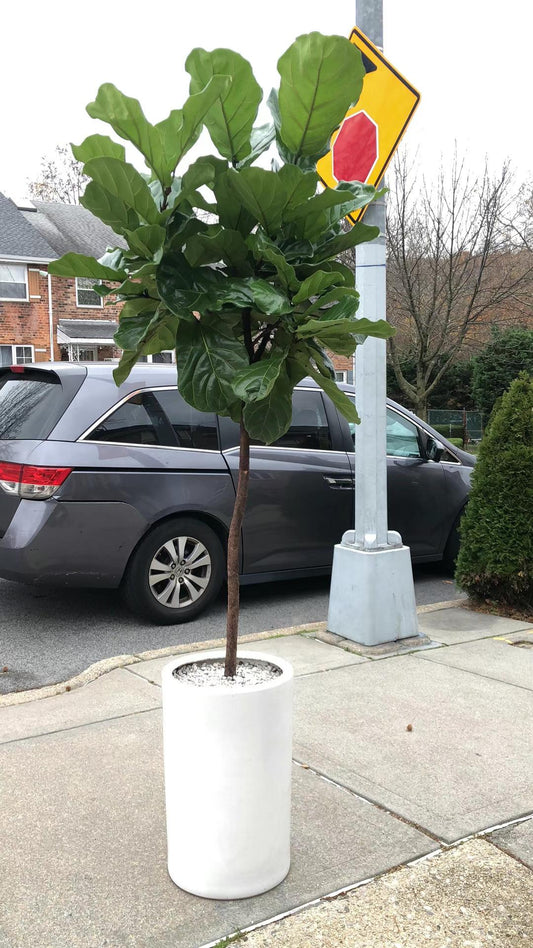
[455, 373, 533, 609]
[472, 327, 533, 417]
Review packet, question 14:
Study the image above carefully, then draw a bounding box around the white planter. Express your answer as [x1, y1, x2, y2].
[162, 648, 294, 899]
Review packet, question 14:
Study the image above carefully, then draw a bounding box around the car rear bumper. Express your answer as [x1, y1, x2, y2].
[0, 499, 147, 587]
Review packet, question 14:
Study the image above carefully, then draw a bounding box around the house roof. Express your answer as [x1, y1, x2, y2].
[57, 319, 118, 345]
[21, 202, 126, 258]
[0, 192, 57, 261]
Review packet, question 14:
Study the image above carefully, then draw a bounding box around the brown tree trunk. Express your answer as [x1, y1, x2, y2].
[224, 414, 250, 677]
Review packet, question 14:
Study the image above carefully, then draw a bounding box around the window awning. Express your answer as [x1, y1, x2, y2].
[57, 319, 118, 346]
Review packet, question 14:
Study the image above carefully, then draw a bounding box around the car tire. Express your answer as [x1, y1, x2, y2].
[123, 518, 225, 624]
[442, 511, 463, 574]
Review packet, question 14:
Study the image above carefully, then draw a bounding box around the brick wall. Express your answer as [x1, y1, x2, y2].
[0, 264, 123, 362]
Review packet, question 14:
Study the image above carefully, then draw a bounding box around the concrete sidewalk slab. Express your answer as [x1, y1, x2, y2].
[0, 667, 161, 745]
[490, 816, 533, 869]
[416, 635, 533, 691]
[293, 655, 533, 842]
[0, 707, 434, 948]
[417, 606, 533, 645]
[128, 634, 368, 687]
[241, 838, 533, 948]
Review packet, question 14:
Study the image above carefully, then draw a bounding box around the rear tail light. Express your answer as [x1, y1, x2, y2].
[0, 462, 72, 499]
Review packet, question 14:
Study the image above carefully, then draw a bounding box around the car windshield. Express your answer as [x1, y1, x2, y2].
[0, 370, 72, 440]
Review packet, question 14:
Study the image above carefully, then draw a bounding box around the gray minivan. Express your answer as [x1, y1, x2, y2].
[0, 363, 474, 623]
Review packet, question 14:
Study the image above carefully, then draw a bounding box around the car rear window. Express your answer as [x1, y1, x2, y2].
[0, 368, 83, 441]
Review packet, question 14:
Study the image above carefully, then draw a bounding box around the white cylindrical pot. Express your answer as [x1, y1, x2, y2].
[162, 648, 293, 900]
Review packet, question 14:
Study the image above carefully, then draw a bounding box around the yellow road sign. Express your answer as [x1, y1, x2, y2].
[317, 27, 420, 223]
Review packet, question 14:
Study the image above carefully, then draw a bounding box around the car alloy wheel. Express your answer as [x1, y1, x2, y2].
[149, 535, 212, 609]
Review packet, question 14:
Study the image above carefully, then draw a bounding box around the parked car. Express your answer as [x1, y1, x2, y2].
[0, 363, 474, 623]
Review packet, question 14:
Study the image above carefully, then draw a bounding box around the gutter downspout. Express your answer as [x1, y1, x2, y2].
[47, 271, 54, 361]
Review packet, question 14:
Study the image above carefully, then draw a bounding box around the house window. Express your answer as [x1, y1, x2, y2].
[0, 264, 28, 301]
[334, 370, 354, 384]
[138, 351, 175, 364]
[76, 277, 103, 308]
[0, 344, 34, 365]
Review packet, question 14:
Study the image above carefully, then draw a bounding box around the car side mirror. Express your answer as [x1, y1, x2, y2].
[426, 437, 444, 462]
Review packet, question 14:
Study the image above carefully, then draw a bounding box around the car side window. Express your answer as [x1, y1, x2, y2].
[154, 390, 219, 450]
[87, 392, 175, 447]
[386, 409, 421, 458]
[251, 390, 332, 450]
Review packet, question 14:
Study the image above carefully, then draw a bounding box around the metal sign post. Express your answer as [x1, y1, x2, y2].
[326, 7, 419, 646]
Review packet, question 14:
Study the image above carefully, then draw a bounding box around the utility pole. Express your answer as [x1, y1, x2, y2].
[327, 0, 418, 645]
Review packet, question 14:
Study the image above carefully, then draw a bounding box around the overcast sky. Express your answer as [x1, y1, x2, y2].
[1, 0, 531, 203]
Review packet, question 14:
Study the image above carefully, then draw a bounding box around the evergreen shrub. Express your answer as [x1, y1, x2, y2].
[455, 372, 533, 609]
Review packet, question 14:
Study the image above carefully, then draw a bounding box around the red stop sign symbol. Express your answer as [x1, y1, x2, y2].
[332, 111, 378, 183]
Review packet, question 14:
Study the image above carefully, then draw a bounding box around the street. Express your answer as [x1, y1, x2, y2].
[0, 566, 464, 695]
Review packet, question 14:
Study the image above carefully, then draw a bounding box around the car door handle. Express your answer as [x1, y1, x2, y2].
[323, 475, 354, 490]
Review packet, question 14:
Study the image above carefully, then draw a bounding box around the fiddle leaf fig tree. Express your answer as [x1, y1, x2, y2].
[49, 32, 394, 677]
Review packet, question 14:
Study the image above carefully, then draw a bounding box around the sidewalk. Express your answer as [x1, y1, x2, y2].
[1, 602, 532, 948]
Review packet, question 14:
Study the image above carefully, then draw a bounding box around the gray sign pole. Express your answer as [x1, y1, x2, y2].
[327, 1, 418, 645]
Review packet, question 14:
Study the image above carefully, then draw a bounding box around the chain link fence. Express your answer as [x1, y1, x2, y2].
[428, 409, 484, 444]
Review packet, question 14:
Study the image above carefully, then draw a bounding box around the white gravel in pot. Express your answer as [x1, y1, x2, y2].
[172, 657, 282, 688]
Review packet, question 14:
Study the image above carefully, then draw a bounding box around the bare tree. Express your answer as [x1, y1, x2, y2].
[27, 145, 88, 204]
[386, 150, 533, 418]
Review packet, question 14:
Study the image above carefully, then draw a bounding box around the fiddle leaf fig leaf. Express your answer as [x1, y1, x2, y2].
[176, 319, 248, 415]
[242, 369, 293, 444]
[186, 48, 261, 163]
[231, 350, 288, 403]
[48, 253, 126, 281]
[83, 157, 160, 225]
[71, 134, 126, 164]
[277, 33, 365, 162]
[81, 181, 140, 235]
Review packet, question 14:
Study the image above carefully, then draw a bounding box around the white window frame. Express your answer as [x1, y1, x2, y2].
[75, 277, 103, 309]
[334, 370, 348, 383]
[0, 344, 34, 365]
[0, 263, 28, 302]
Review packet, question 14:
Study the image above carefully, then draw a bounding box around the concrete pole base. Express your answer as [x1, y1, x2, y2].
[327, 540, 418, 646]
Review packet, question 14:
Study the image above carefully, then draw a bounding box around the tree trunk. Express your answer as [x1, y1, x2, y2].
[224, 414, 250, 677]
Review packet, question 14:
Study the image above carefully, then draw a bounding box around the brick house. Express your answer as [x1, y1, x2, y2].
[0, 190, 129, 366]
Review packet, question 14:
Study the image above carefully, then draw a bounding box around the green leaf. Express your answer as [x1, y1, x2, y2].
[81, 181, 139, 235]
[176, 319, 248, 415]
[179, 155, 228, 200]
[277, 33, 365, 161]
[248, 279, 292, 316]
[306, 366, 360, 424]
[214, 171, 257, 236]
[125, 225, 166, 259]
[298, 315, 394, 341]
[223, 167, 289, 235]
[157, 253, 220, 318]
[286, 182, 378, 240]
[186, 48, 262, 162]
[71, 134, 126, 164]
[243, 369, 293, 443]
[236, 123, 276, 169]
[155, 76, 231, 174]
[48, 252, 126, 281]
[231, 350, 287, 403]
[113, 349, 139, 386]
[86, 80, 229, 187]
[84, 157, 160, 225]
[184, 225, 249, 269]
[292, 270, 346, 304]
[278, 164, 318, 213]
[248, 231, 299, 292]
[303, 286, 359, 316]
[315, 222, 380, 261]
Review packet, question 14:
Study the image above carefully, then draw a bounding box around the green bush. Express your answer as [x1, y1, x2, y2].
[455, 372, 533, 609]
[472, 327, 533, 417]
[448, 438, 464, 449]
[433, 424, 465, 443]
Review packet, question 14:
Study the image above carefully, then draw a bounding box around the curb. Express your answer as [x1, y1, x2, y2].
[0, 601, 464, 708]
